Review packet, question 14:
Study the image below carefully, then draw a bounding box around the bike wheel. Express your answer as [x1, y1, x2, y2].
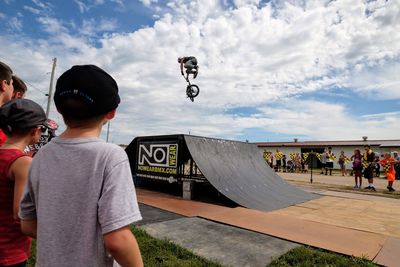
[186, 84, 200, 98]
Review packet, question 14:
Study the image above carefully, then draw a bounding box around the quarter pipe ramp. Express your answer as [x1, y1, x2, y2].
[126, 134, 318, 212]
[184, 135, 318, 211]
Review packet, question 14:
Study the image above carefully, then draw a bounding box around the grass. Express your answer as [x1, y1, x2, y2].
[268, 246, 378, 267]
[27, 228, 378, 267]
[131, 227, 223, 267]
[27, 226, 223, 267]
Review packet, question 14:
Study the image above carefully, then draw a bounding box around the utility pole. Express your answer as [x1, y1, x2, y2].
[46, 57, 57, 117]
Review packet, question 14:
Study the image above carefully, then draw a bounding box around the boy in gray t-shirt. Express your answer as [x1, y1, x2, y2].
[19, 65, 143, 267]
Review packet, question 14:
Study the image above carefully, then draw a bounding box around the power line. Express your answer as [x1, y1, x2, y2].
[25, 80, 48, 95]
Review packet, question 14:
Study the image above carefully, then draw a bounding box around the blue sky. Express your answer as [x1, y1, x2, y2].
[0, 0, 399, 144]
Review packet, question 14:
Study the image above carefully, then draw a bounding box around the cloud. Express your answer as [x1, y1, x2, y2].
[111, 0, 124, 7]
[23, 0, 53, 16]
[74, 0, 123, 13]
[80, 18, 119, 36]
[1, 0, 400, 144]
[74, 0, 90, 13]
[139, 0, 158, 7]
[31, 0, 53, 11]
[8, 17, 23, 31]
[23, 6, 41, 15]
[37, 16, 68, 34]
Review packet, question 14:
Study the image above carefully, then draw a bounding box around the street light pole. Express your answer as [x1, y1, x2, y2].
[46, 58, 57, 117]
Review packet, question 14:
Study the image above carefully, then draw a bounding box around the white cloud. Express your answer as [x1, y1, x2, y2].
[1, 0, 400, 144]
[74, 0, 122, 13]
[24, 5, 41, 14]
[37, 16, 67, 34]
[80, 18, 118, 36]
[8, 17, 23, 31]
[233, 0, 260, 7]
[139, 0, 158, 7]
[111, 0, 124, 7]
[74, 0, 90, 13]
[31, 0, 52, 11]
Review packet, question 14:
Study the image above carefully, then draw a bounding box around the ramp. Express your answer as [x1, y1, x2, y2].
[184, 135, 318, 211]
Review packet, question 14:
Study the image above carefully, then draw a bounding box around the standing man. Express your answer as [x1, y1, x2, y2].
[0, 62, 14, 146]
[325, 147, 335, 176]
[0, 62, 13, 105]
[274, 149, 283, 172]
[363, 145, 376, 191]
[320, 148, 327, 174]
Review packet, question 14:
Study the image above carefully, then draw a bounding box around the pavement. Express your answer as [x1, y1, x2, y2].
[139, 208, 298, 267]
[135, 172, 400, 267]
[280, 171, 397, 193]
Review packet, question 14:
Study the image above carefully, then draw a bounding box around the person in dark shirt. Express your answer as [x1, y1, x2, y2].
[363, 145, 376, 191]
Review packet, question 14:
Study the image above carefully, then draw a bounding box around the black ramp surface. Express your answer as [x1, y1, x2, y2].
[184, 135, 318, 211]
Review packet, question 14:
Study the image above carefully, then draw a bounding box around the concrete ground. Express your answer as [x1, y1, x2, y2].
[280, 171, 395, 191]
[135, 172, 400, 267]
[137, 203, 299, 267]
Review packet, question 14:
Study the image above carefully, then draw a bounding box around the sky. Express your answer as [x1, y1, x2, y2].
[0, 0, 399, 145]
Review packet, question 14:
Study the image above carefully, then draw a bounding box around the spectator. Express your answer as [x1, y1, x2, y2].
[0, 99, 48, 267]
[0, 61, 13, 106]
[320, 148, 327, 174]
[338, 151, 347, 176]
[363, 145, 376, 191]
[380, 152, 398, 192]
[274, 149, 283, 172]
[325, 147, 335, 176]
[12, 75, 27, 99]
[393, 151, 400, 180]
[282, 154, 287, 172]
[19, 65, 143, 266]
[301, 156, 308, 173]
[0, 62, 14, 146]
[294, 153, 302, 173]
[351, 149, 363, 189]
[374, 155, 381, 177]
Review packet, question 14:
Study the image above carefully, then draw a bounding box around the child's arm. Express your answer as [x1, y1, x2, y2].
[9, 156, 32, 220]
[103, 226, 143, 267]
[21, 219, 37, 238]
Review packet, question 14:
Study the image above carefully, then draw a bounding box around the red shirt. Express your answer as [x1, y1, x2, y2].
[0, 149, 31, 266]
[0, 130, 6, 146]
[380, 157, 396, 174]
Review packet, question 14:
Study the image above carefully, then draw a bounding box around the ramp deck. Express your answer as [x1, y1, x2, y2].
[184, 135, 318, 211]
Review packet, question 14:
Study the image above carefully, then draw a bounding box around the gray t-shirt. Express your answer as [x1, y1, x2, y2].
[19, 137, 142, 267]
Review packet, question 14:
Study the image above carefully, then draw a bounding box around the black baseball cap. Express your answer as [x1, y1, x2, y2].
[54, 65, 120, 118]
[0, 99, 49, 133]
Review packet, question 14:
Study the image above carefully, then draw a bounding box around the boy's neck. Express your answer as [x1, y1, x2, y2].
[60, 123, 103, 139]
[2, 136, 30, 151]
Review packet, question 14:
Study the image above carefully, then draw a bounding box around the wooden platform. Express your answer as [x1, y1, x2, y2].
[137, 189, 400, 266]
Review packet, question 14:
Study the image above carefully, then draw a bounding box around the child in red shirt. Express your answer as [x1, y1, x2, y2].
[380, 152, 399, 192]
[0, 99, 48, 266]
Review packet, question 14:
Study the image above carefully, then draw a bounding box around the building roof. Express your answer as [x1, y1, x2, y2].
[255, 139, 400, 148]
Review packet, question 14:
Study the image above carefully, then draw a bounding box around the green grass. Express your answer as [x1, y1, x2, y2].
[131, 227, 223, 267]
[27, 226, 223, 267]
[268, 246, 377, 267]
[27, 229, 378, 267]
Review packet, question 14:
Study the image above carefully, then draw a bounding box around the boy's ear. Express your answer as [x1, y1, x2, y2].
[29, 127, 41, 144]
[12, 91, 24, 99]
[0, 80, 6, 92]
[105, 109, 116, 120]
